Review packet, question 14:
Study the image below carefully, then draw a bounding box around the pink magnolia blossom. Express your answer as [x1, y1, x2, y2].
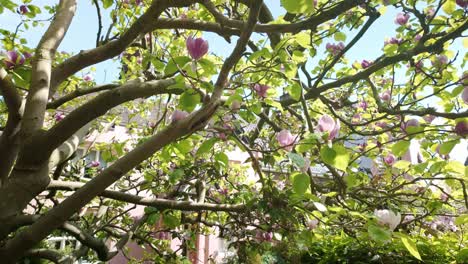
[394, 13, 410, 25]
[384, 154, 396, 165]
[454, 121, 468, 137]
[462, 87, 468, 104]
[440, 193, 449, 202]
[432, 55, 448, 67]
[384, 37, 401, 45]
[361, 59, 372, 69]
[414, 34, 422, 42]
[277, 129, 296, 151]
[374, 209, 401, 231]
[90, 161, 100, 167]
[171, 110, 189, 122]
[456, 0, 468, 8]
[3, 50, 25, 69]
[380, 90, 391, 102]
[186, 37, 209, 60]
[375, 121, 387, 129]
[358, 100, 368, 110]
[83, 74, 93, 82]
[325, 42, 345, 56]
[425, 7, 435, 18]
[19, 5, 28, 15]
[253, 83, 270, 98]
[307, 219, 319, 230]
[218, 133, 227, 141]
[401, 119, 419, 133]
[318, 115, 340, 140]
[423, 115, 436, 123]
[54, 113, 65, 122]
[23, 51, 32, 59]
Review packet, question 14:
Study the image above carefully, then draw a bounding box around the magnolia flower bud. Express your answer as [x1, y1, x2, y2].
[253, 84, 269, 98]
[456, 0, 467, 8]
[318, 115, 340, 140]
[277, 129, 296, 151]
[394, 13, 410, 25]
[83, 74, 93, 82]
[3, 50, 25, 69]
[401, 119, 419, 133]
[186, 37, 209, 60]
[462, 87, 468, 104]
[432, 55, 448, 67]
[383, 154, 396, 165]
[380, 90, 391, 102]
[361, 59, 372, 69]
[374, 209, 401, 231]
[54, 113, 65, 122]
[171, 110, 189, 122]
[19, 5, 28, 15]
[454, 121, 468, 137]
[90, 161, 100, 167]
[423, 115, 436, 123]
[307, 219, 319, 230]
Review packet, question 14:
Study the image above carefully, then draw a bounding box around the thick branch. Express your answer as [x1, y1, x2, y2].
[49, 0, 198, 97]
[21, 0, 77, 136]
[47, 83, 119, 109]
[36, 78, 179, 162]
[48, 180, 246, 212]
[8, 215, 111, 261]
[0, 68, 23, 184]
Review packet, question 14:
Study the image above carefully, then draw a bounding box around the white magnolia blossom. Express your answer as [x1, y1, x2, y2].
[374, 209, 401, 231]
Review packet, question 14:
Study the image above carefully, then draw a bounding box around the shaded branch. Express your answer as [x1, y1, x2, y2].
[48, 180, 246, 212]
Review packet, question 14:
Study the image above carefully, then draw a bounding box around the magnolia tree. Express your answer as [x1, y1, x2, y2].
[0, 0, 467, 263]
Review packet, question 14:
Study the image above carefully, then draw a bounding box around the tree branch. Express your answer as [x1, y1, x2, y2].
[48, 180, 246, 212]
[20, 0, 77, 137]
[47, 83, 119, 109]
[0, 68, 23, 184]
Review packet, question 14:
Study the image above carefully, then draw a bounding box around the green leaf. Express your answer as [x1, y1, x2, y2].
[334, 32, 346, 42]
[383, 44, 398, 56]
[320, 145, 349, 171]
[163, 213, 180, 229]
[393, 160, 411, 170]
[455, 214, 468, 226]
[198, 58, 217, 75]
[288, 152, 305, 168]
[442, 0, 456, 15]
[196, 138, 217, 156]
[175, 139, 192, 154]
[391, 141, 411, 157]
[368, 224, 392, 243]
[179, 90, 200, 112]
[281, 0, 314, 14]
[439, 140, 459, 155]
[286, 83, 302, 101]
[400, 236, 422, 260]
[102, 0, 113, 9]
[294, 32, 310, 48]
[291, 172, 310, 195]
[456, 248, 468, 263]
[214, 152, 229, 168]
[169, 169, 184, 184]
[165, 56, 191, 75]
